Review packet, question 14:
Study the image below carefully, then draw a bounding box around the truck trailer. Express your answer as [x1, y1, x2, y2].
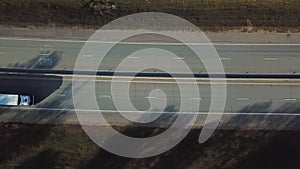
[0, 94, 34, 106]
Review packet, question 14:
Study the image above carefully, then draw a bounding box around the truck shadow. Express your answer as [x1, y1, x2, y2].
[0, 73, 62, 104]
[0, 77, 68, 166]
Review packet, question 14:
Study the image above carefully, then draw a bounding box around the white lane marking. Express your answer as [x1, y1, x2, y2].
[0, 37, 300, 46]
[237, 97, 251, 101]
[83, 55, 95, 58]
[144, 96, 156, 99]
[55, 93, 66, 97]
[2, 107, 300, 116]
[39, 53, 51, 56]
[127, 56, 140, 59]
[284, 98, 297, 101]
[264, 57, 278, 61]
[173, 57, 185, 60]
[99, 95, 112, 98]
[220, 57, 231, 61]
[190, 97, 204, 100]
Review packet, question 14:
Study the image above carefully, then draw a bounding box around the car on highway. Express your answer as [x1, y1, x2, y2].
[38, 44, 54, 67]
[38, 57, 53, 67]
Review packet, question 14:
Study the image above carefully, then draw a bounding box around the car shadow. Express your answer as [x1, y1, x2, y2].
[7, 50, 62, 69]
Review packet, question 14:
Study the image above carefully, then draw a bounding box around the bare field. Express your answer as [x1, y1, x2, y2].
[0, 0, 299, 31]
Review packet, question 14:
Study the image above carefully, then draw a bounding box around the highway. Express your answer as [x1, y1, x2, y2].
[0, 37, 300, 74]
[0, 73, 299, 130]
[0, 37, 299, 130]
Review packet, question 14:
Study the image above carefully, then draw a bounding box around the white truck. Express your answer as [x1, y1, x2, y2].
[0, 94, 34, 106]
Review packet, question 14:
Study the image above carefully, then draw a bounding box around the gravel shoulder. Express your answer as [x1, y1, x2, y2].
[1, 26, 300, 43]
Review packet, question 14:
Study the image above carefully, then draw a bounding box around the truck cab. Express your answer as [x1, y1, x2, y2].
[19, 95, 34, 106]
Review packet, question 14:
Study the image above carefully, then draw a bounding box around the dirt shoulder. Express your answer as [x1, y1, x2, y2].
[1, 26, 300, 44]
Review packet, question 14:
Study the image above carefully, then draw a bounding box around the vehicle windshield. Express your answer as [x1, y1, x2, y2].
[19, 96, 31, 106]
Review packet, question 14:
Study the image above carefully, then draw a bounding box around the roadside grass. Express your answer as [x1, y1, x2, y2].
[0, 122, 299, 168]
[0, 123, 98, 168]
[0, 0, 299, 29]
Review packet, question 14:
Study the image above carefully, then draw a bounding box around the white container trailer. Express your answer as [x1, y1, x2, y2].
[0, 94, 34, 106]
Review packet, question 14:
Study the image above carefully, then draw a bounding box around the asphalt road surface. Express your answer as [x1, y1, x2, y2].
[0, 36, 299, 129]
[0, 37, 300, 74]
[0, 74, 299, 130]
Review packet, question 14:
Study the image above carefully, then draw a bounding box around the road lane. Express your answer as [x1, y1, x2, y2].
[0, 74, 299, 130]
[0, 37, 300, 74]
[1, 74, 300, 112]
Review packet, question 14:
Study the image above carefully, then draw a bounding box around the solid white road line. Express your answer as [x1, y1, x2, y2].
[2, 107, 300, 116]
[1, 37, 300, 46]
[68, 79, 300, 85]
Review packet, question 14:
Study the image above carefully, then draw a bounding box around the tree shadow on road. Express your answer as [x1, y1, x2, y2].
[82, 101, 300, 169]
[0, 85, 299, 168]
[222, 101, 300, 130]
[220, 101, 300, 169]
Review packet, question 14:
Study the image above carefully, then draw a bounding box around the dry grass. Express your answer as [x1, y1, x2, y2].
[0, 122, 299, 168]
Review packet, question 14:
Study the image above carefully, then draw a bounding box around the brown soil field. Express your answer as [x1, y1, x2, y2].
[0, 0, 299, 31]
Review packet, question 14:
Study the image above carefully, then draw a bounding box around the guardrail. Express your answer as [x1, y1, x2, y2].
[1, 68, 300, 78]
